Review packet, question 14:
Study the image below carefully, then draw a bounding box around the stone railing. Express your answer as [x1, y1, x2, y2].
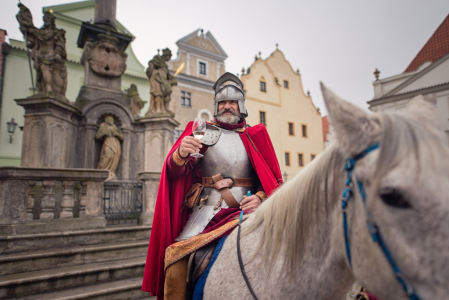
[0, 167, 109, 235]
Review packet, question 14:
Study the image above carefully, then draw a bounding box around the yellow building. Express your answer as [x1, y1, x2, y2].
[168, 29, 227, 139]
[241, 49, 323, 180]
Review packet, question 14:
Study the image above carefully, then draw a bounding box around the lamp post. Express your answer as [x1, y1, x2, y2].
[6, 118, 17, 143]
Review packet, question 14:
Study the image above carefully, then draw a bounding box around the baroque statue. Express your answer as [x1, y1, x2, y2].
[145, 48, 177, 116]
[95, 116, 124, 181]
[127, 84, 147, 117]
[16, 4, 68, 99]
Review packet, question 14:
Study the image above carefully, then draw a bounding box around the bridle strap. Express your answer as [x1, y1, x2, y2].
[342, 143, 422, 300]
[237, 210, 259, 300]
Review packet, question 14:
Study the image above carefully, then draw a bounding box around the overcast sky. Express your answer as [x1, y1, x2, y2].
[1, 0, 448, 115]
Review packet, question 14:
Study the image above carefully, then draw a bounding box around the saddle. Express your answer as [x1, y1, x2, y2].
[185, 240, 218, 299]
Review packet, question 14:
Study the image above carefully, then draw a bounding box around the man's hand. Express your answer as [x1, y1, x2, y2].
[240, 195, 262, 211]
[179, 136, 202, 158]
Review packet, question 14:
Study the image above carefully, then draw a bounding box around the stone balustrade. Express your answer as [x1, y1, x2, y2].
[0, 167, 109, 235]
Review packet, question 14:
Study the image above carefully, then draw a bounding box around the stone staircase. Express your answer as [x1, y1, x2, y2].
[0, 225, 154, 300]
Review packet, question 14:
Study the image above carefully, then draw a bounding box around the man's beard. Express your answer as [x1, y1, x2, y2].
[216, 108, 241, 124]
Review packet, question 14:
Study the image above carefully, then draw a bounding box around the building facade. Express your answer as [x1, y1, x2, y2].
[241, 49, 323, 180]
[368, 13, 449, 141]
[167, 29, 227, 139]
[0, 1, 149, 167]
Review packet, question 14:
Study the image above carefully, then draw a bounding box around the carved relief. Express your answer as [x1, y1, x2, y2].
[82, 34, 127, 77]
[6, 181, 28, 220]
[27, 120, 45, 167]
[50, 121, 66, 168]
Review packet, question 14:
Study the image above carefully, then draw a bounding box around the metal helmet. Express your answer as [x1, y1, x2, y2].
[212, 72, 247, 117]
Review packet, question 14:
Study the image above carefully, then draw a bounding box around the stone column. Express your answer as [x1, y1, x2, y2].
[40, 181, 56, 219]
[139, 116, 180, 172]
[60, 181, 76, 218]
[121, 128, 132, 179]
[137, 172, 161, 225]
[94, 0, 117, 30]
[26, 181, 36, 221]
[84, 124, 98, 169]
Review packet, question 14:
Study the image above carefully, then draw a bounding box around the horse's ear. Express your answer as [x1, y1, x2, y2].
[320, 82, 381, 156]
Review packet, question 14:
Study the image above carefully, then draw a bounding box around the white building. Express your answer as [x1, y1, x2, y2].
[368, 14, 449, 141]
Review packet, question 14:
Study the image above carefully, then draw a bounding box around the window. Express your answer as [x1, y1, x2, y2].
[259, 111, 266, 125]
[298, 153, 304, 167]
[285, 152, 290, 166]
[199, 62, 207, 75]
[284, 80, 289, 88]
[311, 154, 316, 161]
[288, 122, 294, 136]
[174, 129, 184, 142]
[260, 81, 266, 92]
[181, 91, 191, 106]
[302, 124, 308, 137]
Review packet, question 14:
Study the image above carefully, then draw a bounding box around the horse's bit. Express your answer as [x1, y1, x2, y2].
[342, 144, 422, 300]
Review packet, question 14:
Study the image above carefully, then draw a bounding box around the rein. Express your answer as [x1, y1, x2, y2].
[342, 144, 422, 300]
[237, 193, 259, 300]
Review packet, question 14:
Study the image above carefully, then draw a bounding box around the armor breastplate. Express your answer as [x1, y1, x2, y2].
[176, 128, 258, 241]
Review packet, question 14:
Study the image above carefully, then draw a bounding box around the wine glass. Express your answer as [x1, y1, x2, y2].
[191, 118, 206, 158]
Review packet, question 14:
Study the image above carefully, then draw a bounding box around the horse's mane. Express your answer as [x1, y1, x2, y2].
[242, 110, 449, 278]
[242, 142, 346, 275]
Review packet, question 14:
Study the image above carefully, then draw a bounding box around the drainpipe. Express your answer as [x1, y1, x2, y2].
[0, 42, 10, 118]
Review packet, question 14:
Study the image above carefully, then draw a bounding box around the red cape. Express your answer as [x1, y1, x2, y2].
[142, 121, 282, 297]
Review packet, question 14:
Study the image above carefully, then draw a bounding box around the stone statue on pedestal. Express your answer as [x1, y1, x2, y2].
[16, 3, 68, 100]
[127, 84, 147, 117]
[145, 48, 177, 116]
[95, 116, 124, 181]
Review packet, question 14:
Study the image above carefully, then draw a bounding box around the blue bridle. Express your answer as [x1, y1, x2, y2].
[342, 144, 422, 300]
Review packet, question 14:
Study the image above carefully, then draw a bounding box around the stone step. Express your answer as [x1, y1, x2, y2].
[0, 257, 146, 299]
[0, 225, 151, 254]
[0, 240, 149, 276]
[8, 277, 155, 300]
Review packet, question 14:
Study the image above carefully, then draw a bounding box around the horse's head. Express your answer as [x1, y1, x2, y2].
[321, 83, 449, 300]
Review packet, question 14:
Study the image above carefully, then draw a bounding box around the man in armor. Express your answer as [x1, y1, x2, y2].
[142, 72, 283, 300]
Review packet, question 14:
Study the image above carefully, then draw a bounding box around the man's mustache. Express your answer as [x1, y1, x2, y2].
[217, 108, 239, 116]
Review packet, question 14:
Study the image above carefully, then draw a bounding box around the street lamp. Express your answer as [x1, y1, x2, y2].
[6, 118, 18, 143]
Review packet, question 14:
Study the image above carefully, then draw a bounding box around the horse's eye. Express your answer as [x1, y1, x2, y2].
[379, 188, 411, 209]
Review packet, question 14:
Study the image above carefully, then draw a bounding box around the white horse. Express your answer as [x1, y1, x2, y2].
[203, 83, 449, 300]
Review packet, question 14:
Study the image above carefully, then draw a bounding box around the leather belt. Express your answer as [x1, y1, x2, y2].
[202, 174, 256, 209]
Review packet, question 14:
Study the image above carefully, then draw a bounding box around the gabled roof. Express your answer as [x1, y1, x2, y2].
[176, 29, 227, 61]
[404, 13, 449, 73]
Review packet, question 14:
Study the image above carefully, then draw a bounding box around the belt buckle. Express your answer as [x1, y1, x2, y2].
[221, 175, 235, 189]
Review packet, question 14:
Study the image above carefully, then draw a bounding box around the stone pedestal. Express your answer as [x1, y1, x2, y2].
[137, 171, 161, 225]
[15, 94, 81, 168]
[139, 115, 180, 173]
